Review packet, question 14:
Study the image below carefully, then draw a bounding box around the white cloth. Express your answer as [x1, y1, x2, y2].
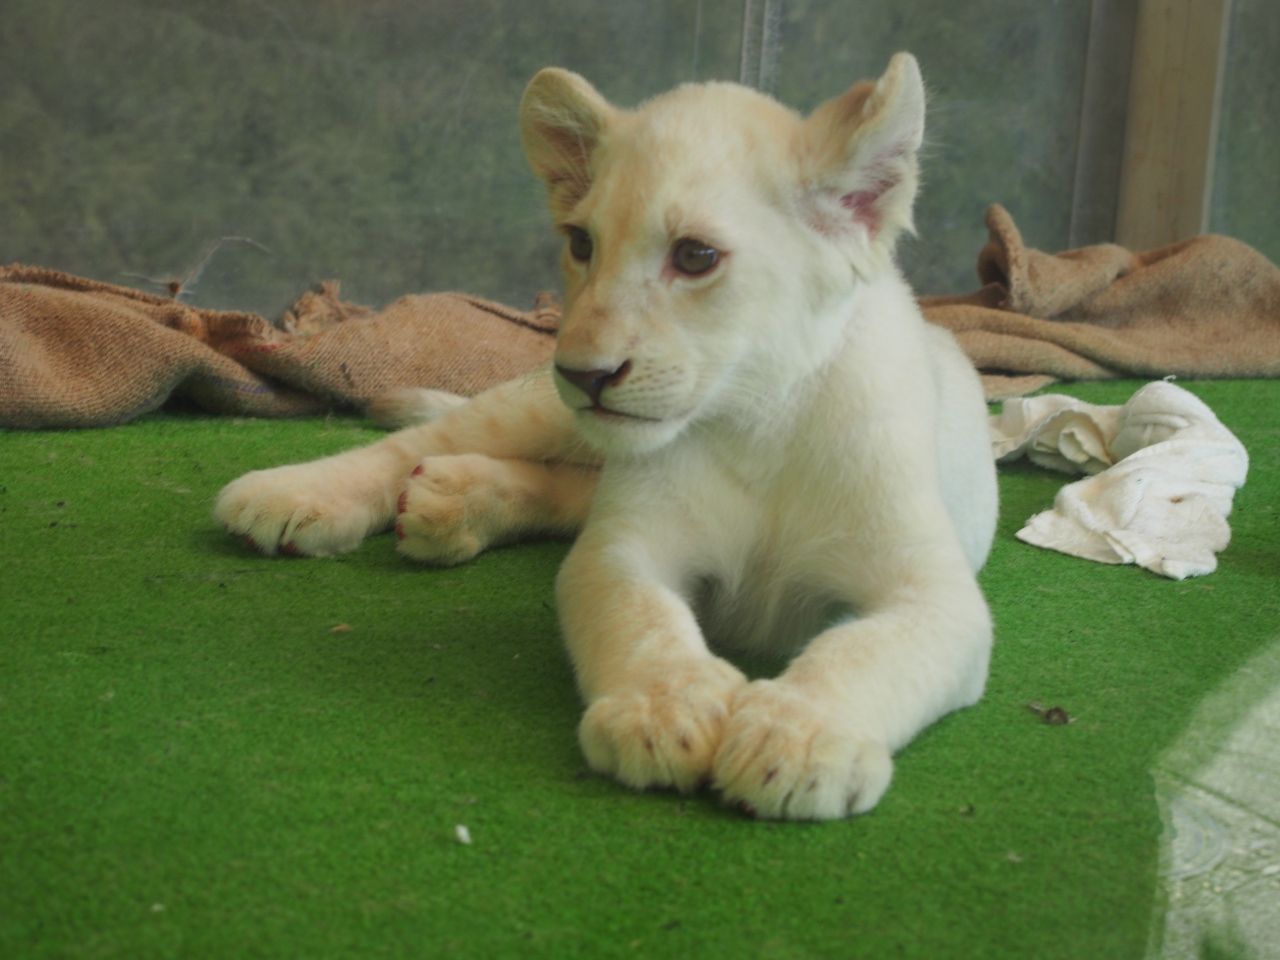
[989, 381, 1249, 579]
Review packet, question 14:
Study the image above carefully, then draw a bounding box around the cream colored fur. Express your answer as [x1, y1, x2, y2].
[214, 53, 997, 820]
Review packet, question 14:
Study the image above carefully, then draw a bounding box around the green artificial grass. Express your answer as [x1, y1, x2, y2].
[2, 379, 1277, 959]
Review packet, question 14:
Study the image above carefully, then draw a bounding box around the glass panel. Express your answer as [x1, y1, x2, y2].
[0, 0, 742, 317]
[0, 0, 1092, 318]
[1209, 0, 1280, 266]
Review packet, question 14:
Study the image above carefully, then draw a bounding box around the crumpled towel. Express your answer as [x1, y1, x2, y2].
[990, 381, 1249, 579]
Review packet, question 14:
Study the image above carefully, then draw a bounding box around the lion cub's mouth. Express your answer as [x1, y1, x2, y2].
[580, 404, 664, 424]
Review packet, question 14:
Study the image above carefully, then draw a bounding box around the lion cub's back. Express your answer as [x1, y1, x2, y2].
[925, 323, 998, 570]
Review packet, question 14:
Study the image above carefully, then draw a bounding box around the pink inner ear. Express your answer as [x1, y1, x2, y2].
[835, 143, 911, 237]
[840, 190, 881, 234]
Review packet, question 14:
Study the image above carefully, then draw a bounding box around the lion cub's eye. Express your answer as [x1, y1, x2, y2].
[671, 238, 719, 276]
[566, 226, 593, 263]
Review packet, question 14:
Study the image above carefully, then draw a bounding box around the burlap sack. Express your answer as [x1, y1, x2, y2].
[203, 282, 558, 406]
[0, 265, 324, 428]
[0, 266, 556, 429]
[922, 206, 1280, 399]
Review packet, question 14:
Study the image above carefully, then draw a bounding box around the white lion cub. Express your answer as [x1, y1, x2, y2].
[215, 53, 997, 820]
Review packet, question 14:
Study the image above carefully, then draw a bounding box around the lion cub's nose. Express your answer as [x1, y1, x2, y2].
[555, 360, 632, 405]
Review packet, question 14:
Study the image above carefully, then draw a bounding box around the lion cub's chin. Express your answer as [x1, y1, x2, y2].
[572, 406, 690, 457]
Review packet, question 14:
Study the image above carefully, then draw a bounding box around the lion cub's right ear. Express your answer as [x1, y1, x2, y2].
[801, 53, 926, 269]
[520, 69, 619, 215]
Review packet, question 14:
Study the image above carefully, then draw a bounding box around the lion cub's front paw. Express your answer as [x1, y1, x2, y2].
[579, 658, 747, 794]
[713, 680, 893, 820]
[395, 455, 505, 566]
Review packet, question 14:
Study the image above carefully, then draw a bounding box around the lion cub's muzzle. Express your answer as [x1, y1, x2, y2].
[555, 360, 632, 408]
[553, 352, 700, 449]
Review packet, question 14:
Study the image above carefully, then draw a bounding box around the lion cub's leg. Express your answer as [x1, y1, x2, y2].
[712, 547, 991, 820]
[556, 527, 748, 793]
[215, 367, 596, 556]
[396, 456, 598, 565]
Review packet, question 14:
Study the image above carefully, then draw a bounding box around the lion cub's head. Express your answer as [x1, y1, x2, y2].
[520, 54, 925, 456]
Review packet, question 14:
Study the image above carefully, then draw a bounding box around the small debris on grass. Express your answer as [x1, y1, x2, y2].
[457, 606, 469, 613]
[150, 903, 164, 912]
[958, 804, 976, 816]
[1006, 852, 1023, 863]
[454, 824, 472, 845]
[1027, 701, 1074, 725]
[331, 624, 350, 633]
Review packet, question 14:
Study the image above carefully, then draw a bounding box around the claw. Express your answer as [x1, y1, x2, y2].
[397, 491, 409, 514]
[395, 520, 406, 540]
[411, 464, 425, 477]
[281, 542, 301, 556]
[241, 534, 260, 552]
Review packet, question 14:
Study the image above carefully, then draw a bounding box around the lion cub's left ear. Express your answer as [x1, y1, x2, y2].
[520, 68, 619, 216]
[801, 52, 925, 260]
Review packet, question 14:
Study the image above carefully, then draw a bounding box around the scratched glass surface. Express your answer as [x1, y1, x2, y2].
[0, 0, 1092, 318]
[1209, 0, 1280, 267]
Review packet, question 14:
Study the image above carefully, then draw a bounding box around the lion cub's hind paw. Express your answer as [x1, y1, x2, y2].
[578, 659, 747, 795]
[713, 680, 893, 820]
[215, 462, 385, 557]
[395, 455, 504, 566]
